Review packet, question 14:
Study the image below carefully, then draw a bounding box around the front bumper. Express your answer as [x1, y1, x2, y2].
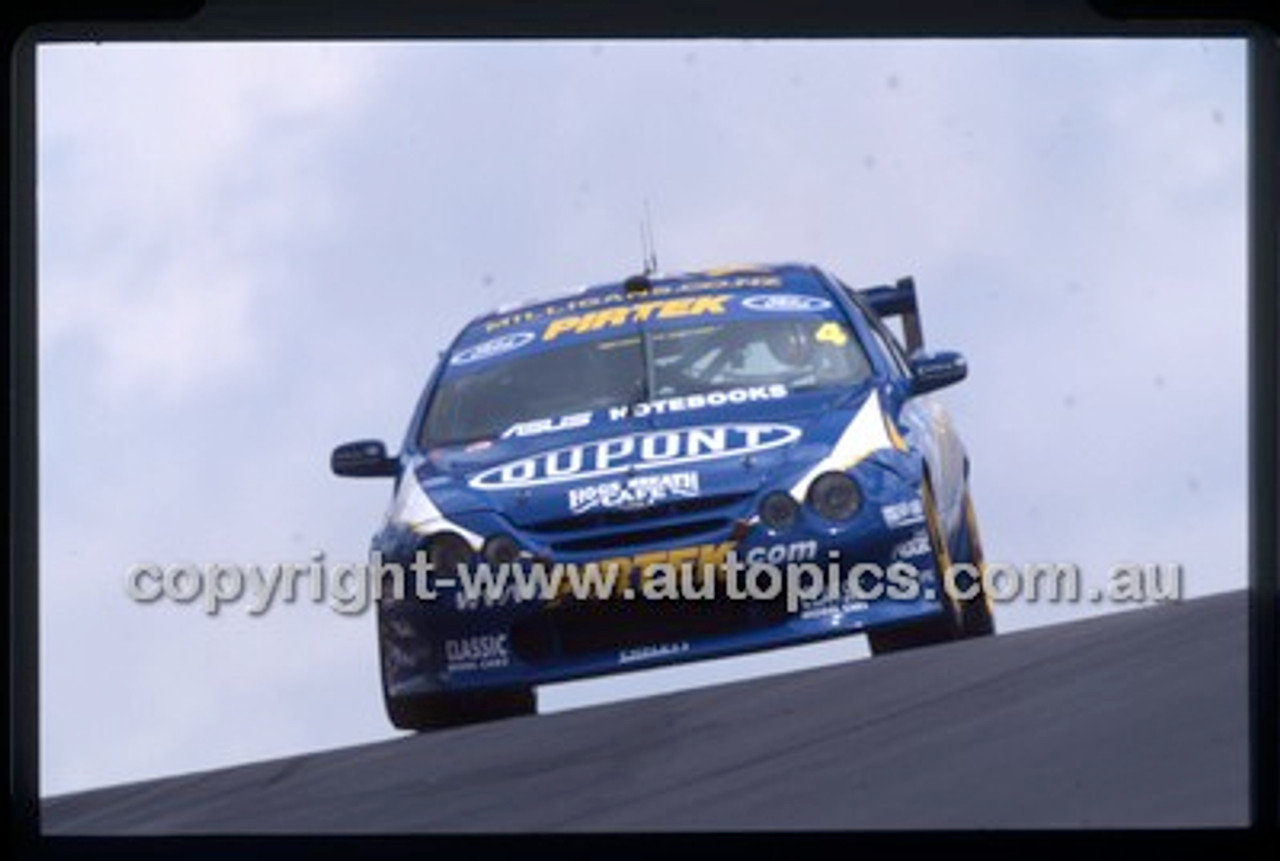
[377, 506, 948, 699]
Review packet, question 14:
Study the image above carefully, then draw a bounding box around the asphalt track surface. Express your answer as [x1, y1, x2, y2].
[42, 591, 1247, 832]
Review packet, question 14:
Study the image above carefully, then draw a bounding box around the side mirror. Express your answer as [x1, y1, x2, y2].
[909, 350, 968, 395]
[331, 439, 398, 478]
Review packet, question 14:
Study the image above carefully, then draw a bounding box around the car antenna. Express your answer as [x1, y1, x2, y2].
[640, 199, 659, 276]
[624, 200, 660, 415]
[626, 201, 659, 297]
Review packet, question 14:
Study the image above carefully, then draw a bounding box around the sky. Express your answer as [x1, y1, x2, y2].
[35, 38, 1247, 797]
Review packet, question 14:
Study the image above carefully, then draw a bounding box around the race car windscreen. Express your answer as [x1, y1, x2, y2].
[421, 314, 872, 446]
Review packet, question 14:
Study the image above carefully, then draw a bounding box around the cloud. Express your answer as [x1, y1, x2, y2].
[38, 42, 380, 400]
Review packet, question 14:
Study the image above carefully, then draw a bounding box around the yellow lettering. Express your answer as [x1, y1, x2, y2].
[542, 294, 731, 340]
[588, 307, 630, 331]
[666, 546, 700, 568]
[565, 312, 596, 334]
[632, 550, 668, 574]
[688, 295, 729, 316]
[543, 316, 581, 341]
[655, 298, 694, 319]
[630, 301, 663, 322]
[698, 542, 736, 568]
[548, 541, 744, 604]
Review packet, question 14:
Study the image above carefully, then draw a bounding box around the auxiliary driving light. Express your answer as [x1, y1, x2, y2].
[807, 471, 862, 521]
[427, 532, 474, 577]
[482, 533, 523, 567]
[759, 491, 800, 530]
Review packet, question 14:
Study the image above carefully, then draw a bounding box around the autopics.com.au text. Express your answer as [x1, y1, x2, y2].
[124, 550, 1185, 617]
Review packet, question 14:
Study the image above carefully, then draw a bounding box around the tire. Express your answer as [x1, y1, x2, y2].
[955, 487, 996, 638]
[868, 479, 965, 655]
[385, 686, 536, 731]
[376, 605, 536, 730]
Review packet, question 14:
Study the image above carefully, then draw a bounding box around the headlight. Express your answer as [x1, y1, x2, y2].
[482, 533, 522, 567]
[807, 471, 861, 521]
[427, 532, 474, 577]
[759, 491, 799, 531]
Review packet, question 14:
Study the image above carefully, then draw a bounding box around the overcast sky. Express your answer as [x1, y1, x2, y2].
[36, 38, 1246, 797]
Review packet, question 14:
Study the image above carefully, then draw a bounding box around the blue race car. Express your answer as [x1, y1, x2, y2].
[333, 263, 994, 729]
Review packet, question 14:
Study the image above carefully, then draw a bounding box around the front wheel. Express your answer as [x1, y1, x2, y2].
[955, 487, 996, 638]
[376, 606, 536, 730]
[867, 479, 965, 656]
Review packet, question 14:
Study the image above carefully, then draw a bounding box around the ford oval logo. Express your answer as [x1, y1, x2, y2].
[742, 294, 832, 313]
[450, 331, 536, 366]
[468, 423, 803, 490]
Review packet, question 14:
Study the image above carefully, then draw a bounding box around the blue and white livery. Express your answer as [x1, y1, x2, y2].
[333, 263, 994, 729]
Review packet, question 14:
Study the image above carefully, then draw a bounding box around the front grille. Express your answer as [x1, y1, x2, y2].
[546, 518, 731, 554]
[527, 492, 753, 535]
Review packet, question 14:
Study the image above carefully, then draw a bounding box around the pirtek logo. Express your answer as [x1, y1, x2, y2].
[468, 423, 802, 490]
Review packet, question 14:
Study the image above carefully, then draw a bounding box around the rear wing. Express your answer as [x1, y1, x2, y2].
[853, 276, 924, 355]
